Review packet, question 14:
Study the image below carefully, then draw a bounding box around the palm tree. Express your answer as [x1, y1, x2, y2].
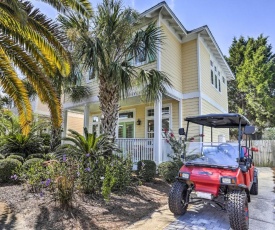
[0, 0, 92, 135]
[59, 0, 172, 139]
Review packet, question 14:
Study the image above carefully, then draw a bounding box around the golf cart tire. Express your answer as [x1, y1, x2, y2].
[250, 176, 258, 195]
[168, 181, 188, 215]
[227, 190, 249, 230]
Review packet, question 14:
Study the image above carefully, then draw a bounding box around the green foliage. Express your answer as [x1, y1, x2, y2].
[23, 158, 44, 170]
[137, 160, 156, 182]
[0, 158, 22, 182]
[101, 155, 133, 200]
[0, 133, 44, 157]
[59, 0, 171, 138]
[0, 154, 4, 159]
[7, 153, 26, 158]
[40, 133, 51, 146]
[26, 153, 45, 160]
[158, 161, 179, 183]
[226, 35, 275, 135]
[7, 155, 24, 163]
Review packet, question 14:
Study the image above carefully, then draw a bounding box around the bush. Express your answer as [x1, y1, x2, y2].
[0, 154, 4, 160]
[158, 161, 180, 183]
[0, 159, 22, 182]
[26, 153, 44, 160]
[7, 155, 24, 163]
[137, 160, 156, 182]
[23, 158, 44, 170]
[7, 153, 26, 158]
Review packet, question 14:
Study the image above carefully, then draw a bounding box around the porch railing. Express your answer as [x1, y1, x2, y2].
[116, 138, 154, 163]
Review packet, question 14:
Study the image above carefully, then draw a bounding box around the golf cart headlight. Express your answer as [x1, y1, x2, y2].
[179, 172, 190, 179]
[221, 177, 236, 184]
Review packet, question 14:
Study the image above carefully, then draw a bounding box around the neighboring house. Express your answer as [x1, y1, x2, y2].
[62, 1, 235, 165]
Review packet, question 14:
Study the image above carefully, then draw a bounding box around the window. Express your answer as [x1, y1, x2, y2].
[211, 70, 214, 85]
[133, 42, 156, 66]
[210, 59, 222, 93]
[118, 110, 135, 138]
[222, 77, 226, 84]
[91, 115, 102, 135]
[146, 105, 171, 138]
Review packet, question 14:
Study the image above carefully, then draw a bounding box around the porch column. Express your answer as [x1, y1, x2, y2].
[154, 98, 162, 165]
[179, 99, 182, 128]
[61, 109, 68, 140]
[83, 104, 90, 133]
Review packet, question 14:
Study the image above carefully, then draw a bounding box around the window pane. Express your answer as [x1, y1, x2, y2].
[119, 112, 133, 119]
[92, 116, 99, 122]
[147, 109, 154, 117]
[211, 70, 214, 84]
[162, 118, 170, 132]
[147, 119, 154, 138]
[218, 79, 221, 92]
[126, 123, 134, 138]
[215, 75, 218, 88]
[162, 107, 170, 115]
[222, 77, 225, 83]
[118, 125, 123, 138]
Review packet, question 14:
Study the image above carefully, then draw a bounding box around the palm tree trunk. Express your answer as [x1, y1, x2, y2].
[98, 78, 120, 140]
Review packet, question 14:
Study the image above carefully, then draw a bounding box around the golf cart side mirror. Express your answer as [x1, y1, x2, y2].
[179, 128, 185, 136]
[251, 147, 259, 152]
[244, 125, 256, 135]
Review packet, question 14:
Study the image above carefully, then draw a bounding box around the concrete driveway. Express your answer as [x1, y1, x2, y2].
[127, 167, 275, 230]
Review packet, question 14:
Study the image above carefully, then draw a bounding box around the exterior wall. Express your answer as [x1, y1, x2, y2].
[199, 40, 228, 112]
[33, 98, 50, 116]
[182, 40, 198, 93]
[182, 98, 200, 139]
[67, 112, 84, 135]
[161, 22, 182, 92]
[201, 99, 229, 142]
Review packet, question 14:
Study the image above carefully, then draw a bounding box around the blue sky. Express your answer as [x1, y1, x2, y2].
[32, 0, 275, 56]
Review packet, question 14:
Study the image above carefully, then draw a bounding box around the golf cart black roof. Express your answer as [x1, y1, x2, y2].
[185, 113, 250, 128]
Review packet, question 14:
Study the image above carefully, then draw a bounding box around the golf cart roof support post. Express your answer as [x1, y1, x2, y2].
[211, 127, 213, 143]
[202, 125, 204, 142]
[185, 121, 189, 141]
[238, 117, 242, 162]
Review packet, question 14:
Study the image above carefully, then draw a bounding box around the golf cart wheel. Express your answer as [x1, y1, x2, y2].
[168, 181, 188, 215]
[227, 190, 249, 230]
[250, 175, 258, 195]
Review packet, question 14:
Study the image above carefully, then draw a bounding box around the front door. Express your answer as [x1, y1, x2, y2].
[118, 122, 134, 138]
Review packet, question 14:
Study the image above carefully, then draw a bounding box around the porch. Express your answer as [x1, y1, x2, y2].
[116, 138, 174, 167]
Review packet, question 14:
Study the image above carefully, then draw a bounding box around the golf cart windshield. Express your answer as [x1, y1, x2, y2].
[184, 142, 239, 169]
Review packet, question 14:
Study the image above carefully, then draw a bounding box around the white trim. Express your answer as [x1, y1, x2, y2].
[160, 17, 183, 43]
[201, 92, 227, 113]
[182, 92, 200, 99]
[63, 96, 99, 109]
[165, 86, 182, 101]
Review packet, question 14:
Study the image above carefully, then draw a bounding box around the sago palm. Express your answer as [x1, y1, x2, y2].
[59, 0, 172, 139]
[0, 0, 92, 135]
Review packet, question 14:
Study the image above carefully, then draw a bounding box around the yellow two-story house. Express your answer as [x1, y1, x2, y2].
[62, 2, 234, 165]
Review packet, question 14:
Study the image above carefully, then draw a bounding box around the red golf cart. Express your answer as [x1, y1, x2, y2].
[168, 113, 258, 230]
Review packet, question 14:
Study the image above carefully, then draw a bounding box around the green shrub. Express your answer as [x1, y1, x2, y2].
[26, 153, 44, 160]
[158, 161, 179, 183]
[0, 154, 4, 160]
[7, 153, 26, 158]
[137, 160, 156, 182]
[7, 155, 24, 163]
[0, 159, 22, 182]
[23, 158, 44, 170]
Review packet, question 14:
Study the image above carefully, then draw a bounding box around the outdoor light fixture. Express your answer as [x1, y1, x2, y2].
[137, 119, 141, 125]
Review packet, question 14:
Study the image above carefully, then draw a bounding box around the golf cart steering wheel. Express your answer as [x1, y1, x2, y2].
[218, 143, 235, 156]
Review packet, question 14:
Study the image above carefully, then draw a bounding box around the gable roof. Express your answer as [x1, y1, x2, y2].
[140, 1, 234, 80]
